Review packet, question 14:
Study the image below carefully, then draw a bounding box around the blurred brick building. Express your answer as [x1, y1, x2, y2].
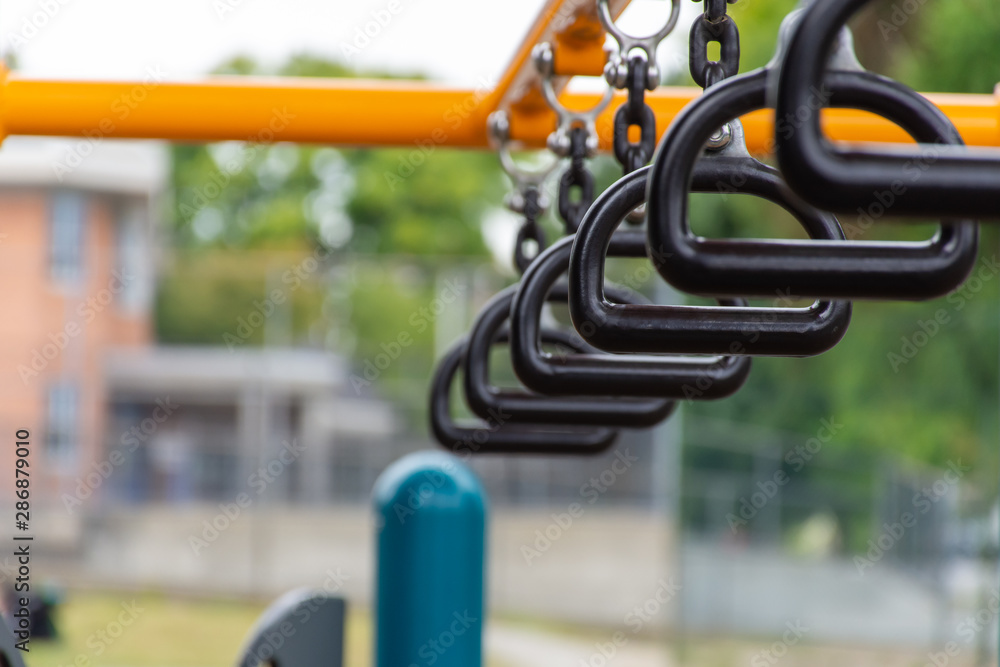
[0, 137, 398, 510]
[0, 137, 163, 505]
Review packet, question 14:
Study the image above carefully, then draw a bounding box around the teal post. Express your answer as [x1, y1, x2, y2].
[372, 451, 487, 667]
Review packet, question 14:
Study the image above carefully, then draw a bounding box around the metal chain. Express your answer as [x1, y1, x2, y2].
[613, 55, 657, 176]
[690, 0, 741, 151]
[598, 0, 680, 177]
[689, 0, 741, 90]
[532, 42, 609, 235]
[558, 127, 596, 234]
[513, 188, 547, 274]
[532, 42, 611, 158]
[488, 110, 558, 273]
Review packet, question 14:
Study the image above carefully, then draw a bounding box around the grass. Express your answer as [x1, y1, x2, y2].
[29, 591, 267, 667]
[25, 590, 509, 667]
[28, 589, 951, 667]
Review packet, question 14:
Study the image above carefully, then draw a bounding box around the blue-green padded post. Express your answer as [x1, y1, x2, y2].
[372, 451, 487, 667]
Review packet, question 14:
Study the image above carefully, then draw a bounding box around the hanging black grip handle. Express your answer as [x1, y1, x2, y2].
[646, 68, 979, 300]
[509, 234, 752, 399]
[569, 166, 852, 356]
[463, 284, 677, 427]
[773, 0, 999, 220]
[430, 337, 620, 456]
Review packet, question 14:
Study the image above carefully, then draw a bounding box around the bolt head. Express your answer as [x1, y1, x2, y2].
[604, 60, 629, 88]
[532, 43, 555, 77]
[646, 66, 660, 90]
[706, 123, 733, 151]
[603, 61, 618, 87]
[548, 132, 571, 157]
[488, 111, 510, 144]
[626, 205, 646, 225]
[505, 192, 525, 213]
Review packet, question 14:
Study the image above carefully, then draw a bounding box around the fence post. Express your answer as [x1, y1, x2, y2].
[372, 450, 487, 667]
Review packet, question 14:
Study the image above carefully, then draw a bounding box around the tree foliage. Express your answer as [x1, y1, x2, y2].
[158, 54, 504, 390]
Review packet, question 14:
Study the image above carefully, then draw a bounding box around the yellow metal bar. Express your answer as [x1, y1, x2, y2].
[0, 68, 997, 151]
[552, 29, 609, 77]
[0, 71, 497, 147]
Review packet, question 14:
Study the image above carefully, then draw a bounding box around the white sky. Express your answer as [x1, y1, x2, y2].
[0, 0, 696, 85]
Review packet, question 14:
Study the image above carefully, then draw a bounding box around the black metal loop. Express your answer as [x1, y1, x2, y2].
[509, 234, 752, 399]
[705, 0, 731, 23]
[569, 166, 852, 356]
[430, 337, 619, 456]
[557, 127, 595, 234]
[558, 171, 594, 235]
[463, 285, 676, 427]
[522, 186, 543, 219]
[612, 55, 658, 176]
[514, 220, 546, 274]
[614, 104, 657, 175]
[625, 55, 648, 123]
[647, 68, 979, 300]
[689, 14, 740, 89]
[774, 0, 999, 219]
[702, 63, 727, 89]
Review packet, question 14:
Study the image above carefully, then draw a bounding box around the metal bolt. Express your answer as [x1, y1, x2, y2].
[626, 204, 646, 225]
[488, 111, 510, 145]
[706, 123, 733, 150]
[548, 131, 571, 157]
[504, 191, 525, 213]
[604, 58, 629, 89]
[532, 43, 555, 78]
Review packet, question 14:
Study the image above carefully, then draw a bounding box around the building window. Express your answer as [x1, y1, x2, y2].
[114, 200, 151, 313]
[50, 190, 86, 284]
[45, 383, 78, 462]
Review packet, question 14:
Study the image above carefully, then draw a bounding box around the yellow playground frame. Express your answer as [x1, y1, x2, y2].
[0, 0, 996, 152]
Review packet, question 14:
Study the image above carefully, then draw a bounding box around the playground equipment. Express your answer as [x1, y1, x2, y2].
[7, 0, 999, 662]
[237, 453, 484, 667]
[236, 590, 346, 667]
[371, 453, 486, 667]
[238, 0, 995, 657]
[430, 0, 996, 454]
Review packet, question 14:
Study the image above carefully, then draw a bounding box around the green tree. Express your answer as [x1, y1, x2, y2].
[157, 54, 506, 423]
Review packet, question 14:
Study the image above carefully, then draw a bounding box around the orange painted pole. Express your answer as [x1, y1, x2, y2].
[0, 71, 497, 148]
[0, 69, 997, 152]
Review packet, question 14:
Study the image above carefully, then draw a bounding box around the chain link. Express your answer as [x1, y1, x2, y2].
[558, 127, 596, 234]
[532, 42, 611, 158]
[613, 55, 657, 176]
[531, 42, 607, 235]
[599, 0, 677, 175]
[689, 0, 741, 90]
[513, 188, 547, 274]
[488, 110, 557, 273]
[689, 0, 741, 152]
[598, 0, 680, 220]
